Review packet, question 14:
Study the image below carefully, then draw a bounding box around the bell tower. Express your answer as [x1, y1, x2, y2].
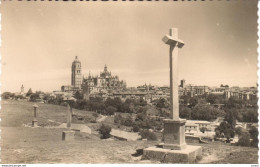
[71, 56, 82, 88]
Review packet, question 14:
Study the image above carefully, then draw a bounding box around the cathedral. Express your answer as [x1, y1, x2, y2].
[61, 56, 126, 99]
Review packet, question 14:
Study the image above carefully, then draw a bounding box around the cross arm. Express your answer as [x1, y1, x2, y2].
[162, 35, 185, 48]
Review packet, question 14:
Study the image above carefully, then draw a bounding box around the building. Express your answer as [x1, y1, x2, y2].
[180, 79, 185, 88]
[82, 65, 126, 100]
[71, 56, 82, 89]
[21, 84, 25, 96]
[61, 56, 82, 93]
[224, 89, 257, 101]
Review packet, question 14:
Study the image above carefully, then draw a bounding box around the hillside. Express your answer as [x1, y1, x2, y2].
[1, 100, 258, 164]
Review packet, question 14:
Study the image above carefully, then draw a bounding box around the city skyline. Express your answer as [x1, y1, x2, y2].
[2, 1, 258, 92]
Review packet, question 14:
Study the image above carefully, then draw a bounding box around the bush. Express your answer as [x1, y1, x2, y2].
[249, 126, 258, 147]
[2, 92, 15, 99]
[237, 133, 251, 147]
[114, 114, 123, 124]
[196, 155, 203, 161]
[123, 115, 133, 127]
[215, 121, 235, 139]
[132, 123, 140, 132]
[105, 106, 117, 115]
[98, 124, 111, 139]
[140, 130, 157, 141]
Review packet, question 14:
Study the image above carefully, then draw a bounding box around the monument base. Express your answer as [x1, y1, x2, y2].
[142, 145, 202, 163]
[62, 130, 75, 141]
[160, 143, 187, 150]
[32, 120, 38, 127]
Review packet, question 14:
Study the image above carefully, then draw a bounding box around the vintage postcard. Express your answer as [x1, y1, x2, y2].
[0, 0, 258, 165]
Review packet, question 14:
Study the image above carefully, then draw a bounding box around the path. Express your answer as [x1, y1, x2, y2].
[97, 115, 107, 122]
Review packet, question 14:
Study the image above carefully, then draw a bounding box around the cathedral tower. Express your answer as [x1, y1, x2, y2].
[71, 56, 82, 88]
[21, 84, 24, 95]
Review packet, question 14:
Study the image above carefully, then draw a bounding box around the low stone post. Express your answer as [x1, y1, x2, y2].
[32, 104, 39, 127]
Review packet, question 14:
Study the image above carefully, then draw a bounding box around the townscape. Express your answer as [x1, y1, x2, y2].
[1, 0, 258, 164]
[2, 55, 258, 163]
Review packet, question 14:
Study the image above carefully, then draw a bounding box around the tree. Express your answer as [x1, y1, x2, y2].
[121, 99, 136, 113]
[179, 106, 191, 119]
[136, 112, 146, 122]
[215, 121, 235, 139]
[237, 132, 251, 147]
[137, 97, 147, 106]
[224, 97, 245, 109]
[74, 91, 83, 100]
[191, 104, 225, 121]
[98, 124, 111, 139]
[180, 95, 189, 105]
[74, 99, 87, 110]
[30, 93, 40, 102]
[123, 115, 133, 127]
[2, 92, 15, 99]
[26, 88, 33, 97]
[88, 97, 105, 112]
[189, 97, 198, 108]
[43, 94, 51, 101]
[235, 127, 243, 136]
[136, 106, 147, 114]
[15, 95, 25, 100]
[156, 98, 168, 108]
[105, 106, 117, 115]
[242, 109, 258, 123]
[158, 108, 170, 118]
[224, 109, 237, 129]
[113, 97, 123, 112]
[249, 126, 258, 147]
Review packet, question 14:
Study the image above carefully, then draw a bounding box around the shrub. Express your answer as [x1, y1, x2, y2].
[249, 126, 258, 147]
[105, 106, 117, 115]
[98, 124, 111, 139]
[114, 114, 123, 124]
[123, 115, 133, 127]
[237, 133, 251, 147]
[196, 155, 202, 161]
[132, 123, 140, 132]
[140, 130, 157, 141]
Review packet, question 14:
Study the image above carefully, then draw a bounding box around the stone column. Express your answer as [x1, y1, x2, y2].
[67, 102, 72, 129]
[32, 104, 38, 127]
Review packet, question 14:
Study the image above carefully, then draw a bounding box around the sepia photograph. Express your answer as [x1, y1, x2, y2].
[0, 0, 259, 164]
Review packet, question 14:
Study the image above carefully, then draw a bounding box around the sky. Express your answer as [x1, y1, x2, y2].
[1, 0, 258, 93]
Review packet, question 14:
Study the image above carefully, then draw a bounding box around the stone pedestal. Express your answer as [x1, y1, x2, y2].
[62, 130, 75, 141]
[143, 145, 202, 163]
[142, 118, 202, 163]
[162, 119, 186, 150]
[32, 119, 38, 127]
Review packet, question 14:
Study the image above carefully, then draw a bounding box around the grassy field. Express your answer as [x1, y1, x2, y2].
[1, 100, 258, 164]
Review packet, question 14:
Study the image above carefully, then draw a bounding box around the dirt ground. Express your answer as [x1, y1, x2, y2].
[1, 100, 258, 164]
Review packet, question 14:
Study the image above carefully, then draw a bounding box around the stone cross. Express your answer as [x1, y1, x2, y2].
[64, 95, 76, 129]
[162, 28, 184, 120]
[162, 28, 186, 150]
[62, 95, 76, 141]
